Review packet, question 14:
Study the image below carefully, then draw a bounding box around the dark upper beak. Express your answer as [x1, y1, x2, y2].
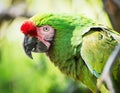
[23, 35, 37, 59]
[23, 35, 48, 59]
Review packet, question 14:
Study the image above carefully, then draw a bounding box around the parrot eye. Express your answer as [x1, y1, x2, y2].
[43, 26, 50, 32]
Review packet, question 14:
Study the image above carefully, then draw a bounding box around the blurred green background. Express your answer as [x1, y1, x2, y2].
[0, 0, 112, 93]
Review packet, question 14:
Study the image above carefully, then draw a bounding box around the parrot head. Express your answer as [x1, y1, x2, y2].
[20, 14, 78, 58]
[20, 19, 55, 58]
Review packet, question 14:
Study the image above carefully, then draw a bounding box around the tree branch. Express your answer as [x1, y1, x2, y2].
[0, 3, 32, 25]
[97, 44, 120, 93]
[102, 0, 120, 33]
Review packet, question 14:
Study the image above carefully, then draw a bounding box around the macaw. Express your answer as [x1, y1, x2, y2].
[20, 14, 120, 93]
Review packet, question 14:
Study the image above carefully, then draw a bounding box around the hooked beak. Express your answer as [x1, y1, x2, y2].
[23, 35, 48, 59]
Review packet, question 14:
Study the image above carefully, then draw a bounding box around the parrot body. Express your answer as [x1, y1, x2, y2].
[20, 14, 120, 93]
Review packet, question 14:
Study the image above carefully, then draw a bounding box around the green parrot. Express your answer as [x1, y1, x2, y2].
[20, 14, 120, 93]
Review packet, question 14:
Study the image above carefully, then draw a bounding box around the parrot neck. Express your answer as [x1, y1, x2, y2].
[47, 42, 97, 92]
[46, 27, 82, 76]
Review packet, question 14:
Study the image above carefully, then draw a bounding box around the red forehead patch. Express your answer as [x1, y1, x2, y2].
[20, 21, 37, 36]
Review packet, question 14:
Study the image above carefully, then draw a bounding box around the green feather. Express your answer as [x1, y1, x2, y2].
[29, 14, 120, 92]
